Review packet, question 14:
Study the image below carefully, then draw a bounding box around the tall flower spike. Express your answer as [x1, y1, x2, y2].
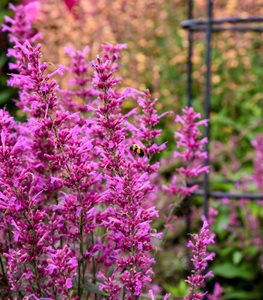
[168, 107, 209, 197]
[8, 41, 61, 118]
[136, 90, 168, 159]
[92, 44, 160, 298]
[2, 2, 41, 44]
[62, 46, 97, 112]
[184, 217, 215, 300]
[4, 12, 102, 297]
[3, 2, 41, 77]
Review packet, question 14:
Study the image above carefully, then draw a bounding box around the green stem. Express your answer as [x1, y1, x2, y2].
[77, 187, 85, 299]
[78, 208, 84, 298]
[77, 261, 82, 297]
[23, 212, 43, 297]
[122, 288, 126, 300]
[0, 255, 7, 282]
[91, 233, 98, 300]
[33, 258, 43, 297]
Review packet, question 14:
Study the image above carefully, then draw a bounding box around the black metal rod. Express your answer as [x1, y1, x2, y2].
[186, 0, 194, 107]
[193, 190, 263, 200]
[183, 25, 263, 32]
[185, 3, 194, 269]
[203, 0, 213, 219]
[181, 16, 263, 28]
[191, 178, 245, 185]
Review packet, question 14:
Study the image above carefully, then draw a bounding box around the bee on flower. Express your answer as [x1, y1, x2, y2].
[130, 144, 144, 157]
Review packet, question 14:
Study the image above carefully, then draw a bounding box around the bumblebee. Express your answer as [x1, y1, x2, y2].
[130, 144, 144, 157]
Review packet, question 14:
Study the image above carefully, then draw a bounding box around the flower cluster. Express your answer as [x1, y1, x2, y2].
[185, 218, 215, 300]
[90, 44, 162, 298]
[2, 2, 41, 44]
[0, 2, 213, 299]
[168, 107, 209, 197]
[62, 46, 96, 112]
[135, 90, 168, 159]
[0, 3, 171, 299]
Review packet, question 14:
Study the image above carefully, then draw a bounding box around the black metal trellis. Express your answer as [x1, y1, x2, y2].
[182, 0, 263, 220]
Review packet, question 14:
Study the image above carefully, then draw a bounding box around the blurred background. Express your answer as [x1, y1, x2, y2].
[0, 0, 263, 298]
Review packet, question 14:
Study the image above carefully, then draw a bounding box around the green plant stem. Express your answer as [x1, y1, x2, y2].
[91, 232, 98, 300]
[78, 207, 84, 298]
[0, 255, 7, 282]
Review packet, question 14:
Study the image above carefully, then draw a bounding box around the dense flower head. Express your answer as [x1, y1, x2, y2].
[167, 107, 209, 197]
[174, 107, 208, 175]
[2, 2, 41, 44]
[8, 41, 62, 118]
[45, 245, 78, 293]
[135, 90, 168, 158]
[89, 44, 163, 298]
[62, 46, 97, 112]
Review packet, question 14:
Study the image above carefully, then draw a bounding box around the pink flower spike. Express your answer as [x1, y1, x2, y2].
[167, 107, 208, 197]
[184, 217, 215, 300]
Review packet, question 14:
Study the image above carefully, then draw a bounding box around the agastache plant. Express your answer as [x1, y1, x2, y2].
[161, 107, 209, 239]
[184, 217, 215, 300]
[2, 4, 100, 299]
[62, 46, 97, 112]
[2, 37, 73, 300]
[2, 2, 41, 44]
[168, 107, 209, 197]
[1, 4, 165, 299]
[0, 2, 214, 299]
[91, 44, 161, 299]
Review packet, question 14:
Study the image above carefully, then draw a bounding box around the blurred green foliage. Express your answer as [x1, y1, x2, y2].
[0, 0, 19, 115]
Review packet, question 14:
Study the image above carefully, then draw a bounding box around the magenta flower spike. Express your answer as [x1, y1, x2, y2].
[185, 218, 215, 300]
[90, 45, 161, 298]
[167, 107, 209, 197]
[2, 2, 41, 44]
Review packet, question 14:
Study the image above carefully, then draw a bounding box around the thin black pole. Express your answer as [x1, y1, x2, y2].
[186, 0, 194, 234]
[182, 16, 263, 28]
[185, 0, 194, 272]
[184, 25, 263, 33]
[193, 190, 263, 200]
[203, 0, 213, 219]
[186, 0, 194, 107]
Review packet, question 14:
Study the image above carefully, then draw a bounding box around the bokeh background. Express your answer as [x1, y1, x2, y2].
[1, 0, 263, 298]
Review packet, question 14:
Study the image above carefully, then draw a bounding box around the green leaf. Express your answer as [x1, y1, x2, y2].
[213, 213, 229, 236]
[223, 287, 261, 300]
[0, 90, 13, 105]
[164, 280, 188, 298]
[85, 283, 108, 296]
[232, 251, 243, 265]
[213, 262, 255, 280]
[0, 54, 8, 68]
[245, 245, 259, 257]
